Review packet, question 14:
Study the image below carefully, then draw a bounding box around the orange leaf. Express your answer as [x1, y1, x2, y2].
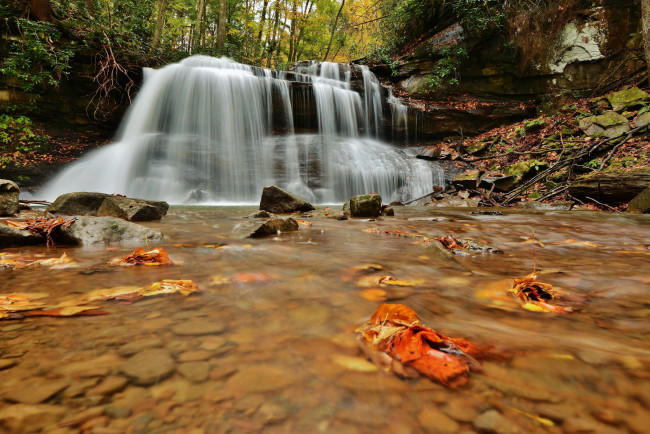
[360, 289, 387, 301]
[111, 247, 173, 266]
[370, 303, 420, 326]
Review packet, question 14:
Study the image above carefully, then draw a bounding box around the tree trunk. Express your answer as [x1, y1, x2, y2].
[217, 0, 227, 53]
[288, 0, 298, 64]
[85, 0, 94, 14]
[323, 0, 346, 61]
[643, 0, 650, 84]
[293, 0, 312, 62]
[30, 0, 53, 22]
[150, 0, 169, 53]
[193, 0, 207, 50]
[257, 0, 269, 44]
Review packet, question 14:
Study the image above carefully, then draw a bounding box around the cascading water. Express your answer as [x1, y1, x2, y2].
[41, 55, 443, 204]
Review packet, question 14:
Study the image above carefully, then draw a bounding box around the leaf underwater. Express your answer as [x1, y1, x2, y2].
[509, 273, 572, 313]
[360, 303, 486, 387]
[0, 252, 76, 270]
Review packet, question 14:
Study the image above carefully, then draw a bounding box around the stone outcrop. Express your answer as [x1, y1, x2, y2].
[259, 185, 315, 214]
[568, 167, 650, 204]
[47, 192, 168, 221]
[0, 179, 20, 216]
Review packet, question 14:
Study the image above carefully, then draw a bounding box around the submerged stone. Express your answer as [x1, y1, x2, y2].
[119, 348, 175, 386]
[0, 179, 19, 216]
[259, 185, 315, 213]
[349, 193, 382, 217]
[0, 225, 45, 248]
[56, 216, 164, 245]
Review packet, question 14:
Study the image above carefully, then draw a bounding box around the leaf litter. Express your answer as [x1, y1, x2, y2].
[6, 217, 77, 246]
[109, 247, 173, 266]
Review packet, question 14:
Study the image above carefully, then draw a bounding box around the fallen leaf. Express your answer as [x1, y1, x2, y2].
[6, 217, 76, 246]
[509, 273, 571, 313]
[296, 220, 312, 227]
[0, 253, 76, 270]
[139, 280, 200, 296]
[110, 248, 173, 266]
[370, 303, 420, 326]
[360, 289, 387, 301]
[232, 273, 271, 283]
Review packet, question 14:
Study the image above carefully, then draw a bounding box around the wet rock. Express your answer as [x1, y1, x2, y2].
[0, 179, 20, 216]
[441, 398, 480, 423]
[0, 404, 66, 433]
[452, 170, 482, 190]
[0, 225, 45, 248]
[119, 348, 175, 386]
[418, 407, 460, 433]
[46, 192, 110, 216]
[569, 167, 650, 204]
[417, 145, 442, 160]
[259, 185, 315, 213]
[85, 376, 128, 397]
[339, 201, 351, 220]
[247, 210, 272, 218]
[579, 112, 630, 138]
[230, 218, 299, 239]
[117, 338, 164, 357]
[606, 87, 649, 112]
[382, 206, 395, 216]
[517, 201, 575, 211]
[429, 196, 480, 208]
[56, 216, 164, 245]
[55, 354, 121, 378]
[5, 377, 70, 404]
[474, 409, 520, 434]
[201, 336, 226, 351]
[178, 350, 212, 362]
[171, 319, 226, 336]
[349, 193, 382, 217]
[458, 238, 503, 254]
[257, 402, 288, 424]
[104, 405, 132, 419]
[96, 196, 169, 221]
[627, 187, 650, 213]
[424, 240, 465, 271]
[225, 365, 297, 395]
[479, 175, 515, 193]
[177, 362, 210, 383]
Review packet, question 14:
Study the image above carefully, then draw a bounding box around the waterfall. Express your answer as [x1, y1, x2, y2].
[41, 55, 443, 204]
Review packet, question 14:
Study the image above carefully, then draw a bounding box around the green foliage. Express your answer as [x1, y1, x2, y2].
[0, 114, 48, 157]
[422, 45, 468, 90]
[451, 0, 505, 33]
[1, 19, 75, 92]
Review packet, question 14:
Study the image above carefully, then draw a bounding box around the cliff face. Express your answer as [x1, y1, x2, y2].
[389, 0, 643, 102]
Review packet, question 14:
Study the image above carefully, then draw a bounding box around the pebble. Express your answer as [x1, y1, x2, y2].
[55, 354, 121, 378]
[86, 375, 128, 397]
[4, 377, 70, 404]
[441, 398, 480, 423]
[58, 406, 105, 427]
[474, 410, 521, 434]
[257, 402, 288, 423]
[171, 320, 226, 336]
[0, 404, 66, 433]
[177, 362, 210, 383]
[178, 350, 212, 362]
[103, 405, 132, 419]
[417, 407, 460, 433]
[200, 336, 226, 351]
[117, 338, 164, 357]
[0, 359, 16, 370]
[225, 365, 296, 395]
[119, 348, 175, 386]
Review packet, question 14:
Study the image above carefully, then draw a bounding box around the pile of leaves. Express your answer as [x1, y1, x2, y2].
[7, 217, 76, 246]
[0, 252, 76, 270]
[358, 303, 486, 387]
[109, 247, 173, 266]
[509, 273, 571, 313]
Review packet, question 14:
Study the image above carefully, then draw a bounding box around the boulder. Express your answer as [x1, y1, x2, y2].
[452, 170, 482, 190]
[569, 167, 650, 204]
[349, 193, 382, 218]
[0, 180, 20, 217]
[429, 196, 480, 207]
[0, 225, 45, 248]
[46, 192, 110, 216]
[633, 112, 650, 129]
[259, 185, 315, 213]
[231, 218, 299, 239]
[626, 187, 650, 213]
[606, 87, 649, 112]
[55, 216, 164, 245]
[339, 201, 351, 220]
[579, 112, 631, 138]
[96, 196, 168, 221]
[506, 160, 548, 184]
[479, 175, 516, 192]
[416, 145, 442, 160]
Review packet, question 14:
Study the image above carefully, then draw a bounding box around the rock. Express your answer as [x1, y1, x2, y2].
[257, 402, 288, 424]
[474, 409, 520, 434]
[517, 201, 575, 211]
[96, 196, 168, 221]
[0, 225, 45, 248]
[465, 139, 492, 156]
[0, 404, 66, 433]
[0, 359, 16, 370]
[5, 377, 70, 404]
[349, 193, 382, 217]
[171, 319, 226, 336]
[506, 160, 548, 184]
[0, 180, 20, 216]
[117, 338, 164, 357]
[569, 167, 650, 204]
[231, 217, 299, 239]
[259, 185, 315, 213]
[633, 112, 650, 129]
[382, 206, 395, 216]
[458, 238, 504, 254]
[85, 376, 128, 396]
[417, 145, 442, 160]
[627, 187, 650, 213]
[247, 210, 272, 218]
[46, 192, 110, 216]
[339, 201, 351, 219]
[417, 407, 460, 433]
[479, 175, 515, 192]
[177, 362, 210, 383]
[54, 353, 120, 378]
[579, 112, 630, 138]
[184, 188, 209, 203]
[225, 365, 297, 395]
[606, 87, 650, 112]
[56, 216, 164, 245]
[58, 407, 105, 428]
[429, 196, 480, 208]
[424, 240, 466, 270]
[452, 170, 482, 190]
[119, 348, 175, 386]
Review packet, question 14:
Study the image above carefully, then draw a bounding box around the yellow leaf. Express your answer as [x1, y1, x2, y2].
[360, 289, 387, 301]
[332, 355, 378, 372]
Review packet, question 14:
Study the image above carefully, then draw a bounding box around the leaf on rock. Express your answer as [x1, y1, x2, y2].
[110, 247, 173, 266]
[0, 253, 76, 270]
[437, 235, 465, 250]
[0, 292, 49, 312]
[359, 304, 485, 388]
[6, 217, 76, 246]
[139, 280, 200, 296]
[509, 273, 572, 313]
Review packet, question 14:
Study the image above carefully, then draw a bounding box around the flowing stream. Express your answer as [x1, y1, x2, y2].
[1, 207, 648, 432]
[41, 56, 441, 204]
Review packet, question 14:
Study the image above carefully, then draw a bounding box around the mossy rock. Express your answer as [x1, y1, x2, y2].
[606, 88, 650, 112]
[452, 170, 482, 190]
[579, 112, 630, 138]
[0, 180, 20, 217]
[349, 193, 382, 218]
[626, 187, 650, 213]
[633, 112, 650, 129]
[506, 160, 548, 184]
[569, 167, 650, 204]
[465, 140, 490, 156]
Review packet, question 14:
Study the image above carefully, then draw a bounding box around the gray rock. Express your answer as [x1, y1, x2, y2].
[46, 192, 110, 215]
[579, 112, 630, 138]
[0, 180, 19, 216]
[633, 112, 650, 129]
[230, 218, 299, 239]
[56, 216, 163, 245]
[259, 185, 315, 213]
[627, 187, 650, 213]
[119, 348, 175, 386]
[474, 409, 520, 434]
[96, 196, 168, 221]
[517, 201, 575, 211]
[458, 238, 504, 254]
[424, 240, 466, 271]
[479, 175, 516, 192]
[452, 170, 482, 190]
[569, 167, 650, 204]
[0, 225, 45, 248]
[430, 196, 480, 207]
[0, 404, 66, 433]
[349, 193, 382, 217]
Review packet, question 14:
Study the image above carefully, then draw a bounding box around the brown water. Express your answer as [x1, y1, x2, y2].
[1, 206, 649, 433]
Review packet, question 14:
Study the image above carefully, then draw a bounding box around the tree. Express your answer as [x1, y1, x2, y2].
[194, 0, 207, 50]
[324, 0, 346, 61]
[217, 0, 227, 53]
[29, 0, 53, 22]
[150, 0, 169, 53]
[643, 0, 650, 85]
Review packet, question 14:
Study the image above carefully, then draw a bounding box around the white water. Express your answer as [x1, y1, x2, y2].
[41, 56, 442, 204]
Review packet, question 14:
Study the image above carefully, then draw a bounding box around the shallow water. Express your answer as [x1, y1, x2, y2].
[1, 207, 649, 433]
